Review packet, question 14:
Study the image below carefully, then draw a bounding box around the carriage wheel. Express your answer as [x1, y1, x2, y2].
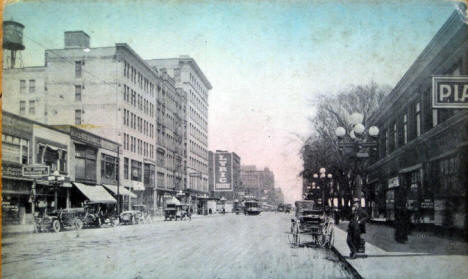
[33, 222, 42, 233]
[52, 220, 61, 233]
[292, 222, 300, 246]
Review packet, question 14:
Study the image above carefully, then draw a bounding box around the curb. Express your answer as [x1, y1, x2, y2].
[331, 246, 363, 279]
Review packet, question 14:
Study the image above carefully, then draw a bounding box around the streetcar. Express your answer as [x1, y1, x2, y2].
[243, 199, 262, 215]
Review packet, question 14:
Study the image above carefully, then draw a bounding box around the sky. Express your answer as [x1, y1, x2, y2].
[3, 0, 458, 203]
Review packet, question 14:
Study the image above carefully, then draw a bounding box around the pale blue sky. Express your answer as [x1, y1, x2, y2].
[4, 0, 456, 202]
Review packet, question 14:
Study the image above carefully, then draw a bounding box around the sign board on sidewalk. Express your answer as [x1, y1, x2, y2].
[22, 165, 50, 177]
[432, 76, 468, 108]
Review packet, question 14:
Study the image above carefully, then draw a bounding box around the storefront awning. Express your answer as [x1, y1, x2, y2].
[102, 184, 137, 198]
[73, 182, 116, 203]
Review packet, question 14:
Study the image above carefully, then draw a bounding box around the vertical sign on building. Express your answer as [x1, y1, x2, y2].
[215, 153, 232, 191]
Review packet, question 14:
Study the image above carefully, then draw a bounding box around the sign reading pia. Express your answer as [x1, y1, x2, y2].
[432, 76, 468, 108]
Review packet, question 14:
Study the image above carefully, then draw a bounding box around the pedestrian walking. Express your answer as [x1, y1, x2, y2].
[347, 201, 369, 259]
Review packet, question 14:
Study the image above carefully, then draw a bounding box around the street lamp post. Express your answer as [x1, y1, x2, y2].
[306, 168, 333, 209]
[47, 170, 65, 211]
[335, 112, 379, 206]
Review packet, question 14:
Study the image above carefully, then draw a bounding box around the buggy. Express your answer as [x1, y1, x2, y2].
[290, 200, 334, 248]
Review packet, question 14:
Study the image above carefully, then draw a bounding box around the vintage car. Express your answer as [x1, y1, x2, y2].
[83, 201, 118, 228]
[34, 208, 85, 233]
[120, 204, 152, 225]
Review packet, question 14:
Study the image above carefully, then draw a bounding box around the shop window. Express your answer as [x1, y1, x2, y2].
[434, 156, 460, 195]
[415, 102, 421, 137]
[403, 114, 408, 144]
[101, 154, 119, 181]
[75, 144, 97, 182]
[131, 159, 142, 182]
[124, 157, 129, 180]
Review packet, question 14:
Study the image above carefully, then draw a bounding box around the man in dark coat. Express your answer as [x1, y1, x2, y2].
[347, 202, 369, 259]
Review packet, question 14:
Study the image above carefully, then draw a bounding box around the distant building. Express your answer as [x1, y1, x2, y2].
[240, 165, 275, 201]
[208, 150, 241, 200]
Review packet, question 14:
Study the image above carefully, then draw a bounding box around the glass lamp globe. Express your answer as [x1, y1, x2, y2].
[369, 126, 380, 137]
[350, 130, 356, 139]
[320, 173, 326, 179]
[320, 168, 326, 174]
[350, 112, 364, 125]
[327, 174, 333, 179]
[313, 173, 318, 179]
[335, 127, 346, 137]
[353, 123, 365, 135]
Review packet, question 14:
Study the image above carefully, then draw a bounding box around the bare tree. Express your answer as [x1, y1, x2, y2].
[300, 82, 390, 213]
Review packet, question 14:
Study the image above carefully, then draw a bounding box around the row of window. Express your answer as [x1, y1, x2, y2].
[123, 133, 155, 159]
[189, 139, 208, 160]
[189, 155, 208, 173]
[123, 109, 154, 138]
[19, 100, 35, 115]
[189, 122, 207, 146]
[189, 72, 208, 102]
[190, 90, 208, 119]
[19, 79, 36, 94]
[123, 61, 155, 97]
[123, 84, 155, 117]
[189, 105, 208, 133]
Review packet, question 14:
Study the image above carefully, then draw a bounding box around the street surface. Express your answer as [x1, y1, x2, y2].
[2, 212, 352, 279]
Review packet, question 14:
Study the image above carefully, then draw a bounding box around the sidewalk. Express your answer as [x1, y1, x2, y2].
[333, 221, 468, 279]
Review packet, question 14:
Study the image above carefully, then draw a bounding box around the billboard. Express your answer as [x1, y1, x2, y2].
[214, 153, 233, 191]
[432, 76, 468, 108]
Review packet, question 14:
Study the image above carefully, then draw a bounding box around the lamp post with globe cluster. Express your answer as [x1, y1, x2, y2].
[334, 112, 379, 206]
[305, 168, 333, 210]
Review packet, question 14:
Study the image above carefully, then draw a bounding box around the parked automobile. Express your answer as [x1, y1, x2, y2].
[34, 208, 84, 233]
[83, 201, 118, 228]
[120, 205, 152, 225]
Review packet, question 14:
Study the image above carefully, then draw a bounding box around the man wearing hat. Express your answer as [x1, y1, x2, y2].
[347, 199, 369, 259]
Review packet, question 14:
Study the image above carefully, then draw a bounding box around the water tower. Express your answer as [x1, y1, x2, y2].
[3, 20, 25, 69]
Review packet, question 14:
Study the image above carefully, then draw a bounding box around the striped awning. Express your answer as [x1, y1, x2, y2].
[73, 182, 116, 203]
[102, 184, 137, 198]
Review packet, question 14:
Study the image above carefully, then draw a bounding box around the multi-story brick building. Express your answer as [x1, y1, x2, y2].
[367, 9, 468, 238]
[147, 57, 212, 213]
[3, 31, 188, 214]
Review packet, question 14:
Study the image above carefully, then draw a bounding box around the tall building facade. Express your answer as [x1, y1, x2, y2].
[3, 31, 187, 213]
[367, 9, 468, 237]
[208, 150, 241, 200]
[147, 57, 212, 213]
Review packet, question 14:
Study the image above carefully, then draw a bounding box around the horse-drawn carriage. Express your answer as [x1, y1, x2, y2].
[290, 200, 334, 248]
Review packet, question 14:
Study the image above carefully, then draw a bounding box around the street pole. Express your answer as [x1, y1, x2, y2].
[54, 182, 58, 211]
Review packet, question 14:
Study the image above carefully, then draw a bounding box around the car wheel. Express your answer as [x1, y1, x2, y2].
[52, 220, 61, 233]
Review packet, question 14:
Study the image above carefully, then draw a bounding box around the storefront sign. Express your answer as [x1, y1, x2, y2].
[70, 127, 101, 147]
[388, 176, 399, 188]
[2, 164, 23, 177]
[22, 165, 50, 177]
[420, 199, 434, 209]
[215, 153, 232, 191]
[432, 76, 468, 108]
